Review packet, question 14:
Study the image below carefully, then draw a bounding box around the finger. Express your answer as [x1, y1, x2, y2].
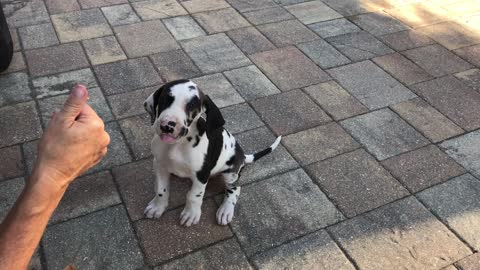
[58, 85, 89, 125]
[101, 147, 107, 157]
[75, 103, 101, 123]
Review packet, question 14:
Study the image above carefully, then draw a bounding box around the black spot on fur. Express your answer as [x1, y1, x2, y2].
[226, 130, 231, 137]
[163, 188, 166, 192]
[224, 145, 227, 150]
[232, 187, 237, 190]
[226, 155, 235, 166]
[193, 135, 200, 147]
[231, 143, 234, 148]
[180, 127, 188, 137]
[196, 194, 201, 197]
[158, 193, 163, 197]
[189, 85, 196, 90]
[187, 137, 192, 142]
[196, 118, 206, 136]
[227, 189, 233, 194]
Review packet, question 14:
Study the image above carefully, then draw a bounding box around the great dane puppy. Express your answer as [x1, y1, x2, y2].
[143, 79, 281, 226]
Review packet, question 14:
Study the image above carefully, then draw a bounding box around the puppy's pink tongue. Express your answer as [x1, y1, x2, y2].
[160, 134, 176, 143]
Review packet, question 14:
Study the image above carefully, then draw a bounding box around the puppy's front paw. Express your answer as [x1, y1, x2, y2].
[180, 206, 201, 227]
[216, 202, 235, 225]
[144, 197, 168, 219]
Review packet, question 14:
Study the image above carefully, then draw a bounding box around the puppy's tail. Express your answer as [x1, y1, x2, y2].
[245, 136, 282, 163]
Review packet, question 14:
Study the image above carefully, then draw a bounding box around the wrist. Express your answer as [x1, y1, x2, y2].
[28, 163, 70, 198]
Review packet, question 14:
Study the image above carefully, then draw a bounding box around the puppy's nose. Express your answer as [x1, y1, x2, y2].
[160, 120, 176, 133]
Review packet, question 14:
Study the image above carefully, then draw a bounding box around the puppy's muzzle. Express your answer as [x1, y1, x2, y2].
[160, 120, 176, 134]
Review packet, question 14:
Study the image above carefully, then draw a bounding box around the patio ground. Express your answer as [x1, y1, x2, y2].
[1, 0, 480, 269]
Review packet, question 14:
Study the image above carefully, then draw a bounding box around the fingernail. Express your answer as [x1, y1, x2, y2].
[72, 86, 85, 98]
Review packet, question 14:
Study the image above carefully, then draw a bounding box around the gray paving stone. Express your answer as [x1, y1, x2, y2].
[327, 60, 416, 110]
[442, 265, 459, 270]
[257, 20, 319, 47]
[373, 52, 433, 85]
[179, 0, 231, 13]
[0, 102, 42, 148]
[38, 87, 113, 126]
[326, 31, 394, 61]
[150, 50, 201, 81]
[32, 68, 97, 99]
[320, 0, 380, 16]
[419, 21, 480, 50]
[94, 57, 162, 95]
[83, 36, 127, 65]
[308, 18, 361, 38]
[391, 97, 464, 143]
[308, 149, 408, 217]
[455, 44, 480, 67]
[43, 206, 144, 270]
[45, 0, 80, 15]
[328, 196, 472, 270]
[90, 122, 132, 173]
[382, 145, 466, 193]
[162, 16, 206, 41]
[235, 127, 299, 185]
[25, 43, 90, 77]
[193, 73, 244, 108]
[18, 23, 58, 50]
[3, 0, 49, 28]
[242, 6, 294, 25]
[101, 4, 141, 26]
[412, 76, 480, 131]
[284, 1, 342, 24]
[341, 109, 429, 160]
[250, 46, 330, 91]
[50, 171, 121, 224]
[252, 230, 355, 270]
[298, 39, 351, 69]
[51, 9, 112, 43]
[132, 0, 187, 20]
[119, 114, 152, 160]
[0, 72, 32, 107]
[304, 81, 368, 120]
[231, 169, 344, 255]
[0, 146, 24, 182]
[251, 89, 331, 135]
[78, 0, 127, 8]
[157, 239, 253, 270]
[273, 0, 314, 4]
[226, 0, 277, 12]
[223, 65, 280, 101]
[107, 86, 157, 119]
[10, 29, 20, 52]
[28, 249, 42, 270]
[350, 11, 409, 36]
[135, 200, 233, 265]
[418, 174, 480, 250]
[194, 8, 250, 34]
[181, 34, 251, 73]
[227, 27, 275, 55]
[456, 252, 480, 270]
[403, 44, 473, 77]
[21, 140, 39, 175]
[0, 178, 24, 221]
[220, 103, 264, 134]
[3, 52, 25, 74]
[455, 69, 480, 92]
[114, 20, 180, 58]
[386, 2, 450, 28]
[441, 130, 480, 178]
[379, 30, 434, 51]
[284, 123, 360, 166]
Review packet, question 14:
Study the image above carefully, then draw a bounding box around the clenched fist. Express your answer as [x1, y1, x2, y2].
[33, 85, 110, 188]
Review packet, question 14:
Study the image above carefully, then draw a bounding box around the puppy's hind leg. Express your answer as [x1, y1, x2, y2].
[144, 158, 170, 219]
[217, 173, 241, 225]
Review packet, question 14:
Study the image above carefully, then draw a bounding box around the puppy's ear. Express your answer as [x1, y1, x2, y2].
[144, 86, 163, 125]
[203, 95, 225, 133]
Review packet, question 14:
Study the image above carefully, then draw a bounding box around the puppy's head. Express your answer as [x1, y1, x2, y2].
[144, 79, 225, 144]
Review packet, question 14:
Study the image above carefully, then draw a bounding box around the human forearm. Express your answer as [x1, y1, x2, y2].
[0, 166, 68, 270]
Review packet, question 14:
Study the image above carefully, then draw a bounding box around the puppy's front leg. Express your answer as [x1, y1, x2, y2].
[144, 158, 170, 219]
[180, 178, 206, 227]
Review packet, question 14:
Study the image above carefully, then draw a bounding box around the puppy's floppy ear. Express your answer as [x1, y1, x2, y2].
[203, 95, 225, 133]
[144, 86, 163, 125]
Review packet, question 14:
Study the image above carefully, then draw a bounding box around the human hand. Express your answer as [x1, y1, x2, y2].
[32, 85, 110, 189]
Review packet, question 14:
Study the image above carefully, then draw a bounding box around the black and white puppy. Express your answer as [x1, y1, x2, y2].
[143, 79, 281, 226]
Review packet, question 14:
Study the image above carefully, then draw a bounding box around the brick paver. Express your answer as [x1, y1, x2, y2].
[2, 0, 480, 268]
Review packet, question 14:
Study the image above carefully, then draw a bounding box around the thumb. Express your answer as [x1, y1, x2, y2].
[60, 85, 88, 122]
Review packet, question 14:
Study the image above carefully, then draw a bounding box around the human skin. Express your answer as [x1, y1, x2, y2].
[0, 85, 110, 270]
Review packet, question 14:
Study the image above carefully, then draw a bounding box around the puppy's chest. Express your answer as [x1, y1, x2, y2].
[166, 144, 205, 178]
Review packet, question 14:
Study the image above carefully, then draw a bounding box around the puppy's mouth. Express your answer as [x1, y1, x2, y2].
[160, 133, 178, 144]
